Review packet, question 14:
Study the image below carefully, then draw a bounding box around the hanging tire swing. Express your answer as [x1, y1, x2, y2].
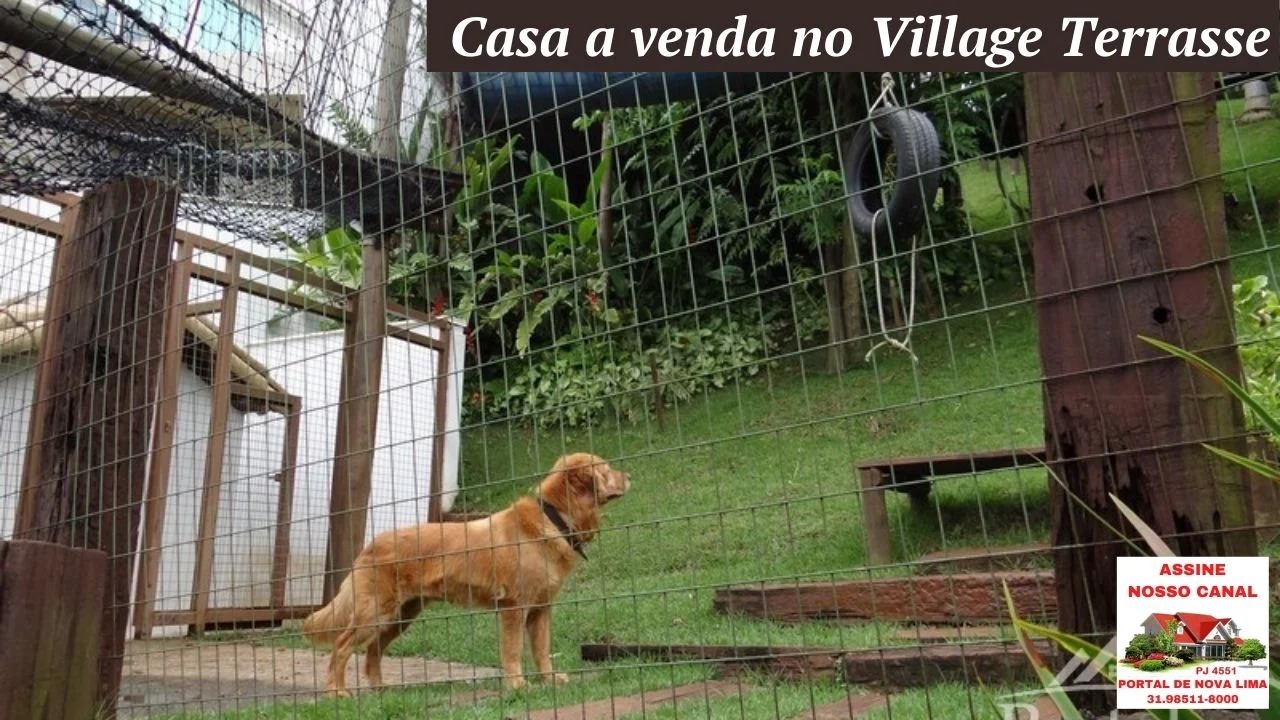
[842, 75, 943, 364]
[843, 104, 942, 241]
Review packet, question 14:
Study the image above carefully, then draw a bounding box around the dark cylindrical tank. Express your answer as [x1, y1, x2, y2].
[455, 72, 798, 128]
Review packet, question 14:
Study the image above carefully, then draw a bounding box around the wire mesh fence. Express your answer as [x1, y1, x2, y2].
[0, 1, 1279, 718]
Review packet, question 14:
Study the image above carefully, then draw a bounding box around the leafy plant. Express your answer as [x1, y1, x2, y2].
[1233, 275, 1280, 439]
[1125, 633, 1157, 659]
[1138, 659, 1167, 672]
[473, 313, 782, 429]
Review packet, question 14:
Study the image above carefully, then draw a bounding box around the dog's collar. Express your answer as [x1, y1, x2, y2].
[538, 498, 587, 560]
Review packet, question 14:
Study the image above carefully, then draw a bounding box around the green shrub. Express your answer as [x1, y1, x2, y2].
[1174, 647, 1196, 662]
[1125, 633, 1158, 659]
[1233, 275, 1280, 439]
[473, 314, 783, 429]
[1138, 659, 1166, 672]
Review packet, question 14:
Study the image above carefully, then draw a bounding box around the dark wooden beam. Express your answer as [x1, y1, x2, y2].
[0, 540, 108, 720]
[427, 326, 451, 523]
[270, 401, 302, 608]
[323, 237, 388, 600]
[132, 242, 193, 638]
[712, 571, 1056, 625]
[189, 259, 240, 636]
[13, 178, 179, 719]
[1025, 72, 1257, 713]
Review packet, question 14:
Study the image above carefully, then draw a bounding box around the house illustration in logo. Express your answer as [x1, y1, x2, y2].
[1141, 612, 1246, 659]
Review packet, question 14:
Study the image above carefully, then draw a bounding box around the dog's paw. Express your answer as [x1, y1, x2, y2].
[326, 688, 352, 700]
[545, 672, 570, 685]
[505, 676, 528, 691]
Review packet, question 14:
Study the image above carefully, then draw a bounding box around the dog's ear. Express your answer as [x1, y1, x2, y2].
[565, 461, 598, 492]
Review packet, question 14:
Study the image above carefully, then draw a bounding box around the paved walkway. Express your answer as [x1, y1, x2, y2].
[118, 637, 500, 717]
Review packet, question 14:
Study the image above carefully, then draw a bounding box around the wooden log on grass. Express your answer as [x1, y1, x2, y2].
[832, 640, 1050, 689]
[581, 642, 845, 681]
[712, 571, 1056, 624]
[0, 540, 108, 720]
[580, 639, 1051, 687]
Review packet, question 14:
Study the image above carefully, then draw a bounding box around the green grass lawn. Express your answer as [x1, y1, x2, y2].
[159, 97, 1280, 720]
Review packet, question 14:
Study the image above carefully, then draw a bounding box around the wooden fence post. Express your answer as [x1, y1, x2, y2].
[13, 178, 179, 718]
[1025, 73, 1257, 713]
[0, 540, 108, 720]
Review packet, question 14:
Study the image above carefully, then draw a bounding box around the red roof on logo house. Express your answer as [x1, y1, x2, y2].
[1149, 612, 1235, 644]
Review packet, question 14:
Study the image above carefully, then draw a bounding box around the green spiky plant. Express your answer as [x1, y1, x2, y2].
[996, 334, 1279, 720]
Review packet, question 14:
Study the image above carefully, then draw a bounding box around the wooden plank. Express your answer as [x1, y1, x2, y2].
[859, 468, 891, 566]
[1026, 74, 1257, 711]
[189, 260, 239, 636]
[270, 400, 302, 608]
[0, 540, 108, 720]
[581, 643, 843, 680]
[0, 202, 63, 237]
[832, 640, 1050, 689]
[323, 239, 388, 600]
[322, 297, 359, 602]
[712, 571, 1056, 625]
[132, 241, 194, 638]
[225, 381, 294, 412]
[856, 447, 1047, 485]
[150, 605, 318, 628]
[179, 229, 451, 339]
[183, 299, 223, 317]
[12, 178, 179, 719]
[4, 195, 449, 343]
[427, 326, 451, 523]
[185, 261, 444, 352]
[15, 199, 80, 532]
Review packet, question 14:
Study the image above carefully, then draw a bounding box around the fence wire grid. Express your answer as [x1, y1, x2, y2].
[0, 2, 1279, 719]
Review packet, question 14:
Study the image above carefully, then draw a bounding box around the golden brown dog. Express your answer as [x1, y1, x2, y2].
[301, 452, 631, 696]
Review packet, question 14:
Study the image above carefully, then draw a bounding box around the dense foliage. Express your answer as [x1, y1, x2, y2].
[296, 72, 1033, 428]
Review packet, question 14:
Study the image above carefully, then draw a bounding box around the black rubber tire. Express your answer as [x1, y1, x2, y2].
[844, 106, 942, 240]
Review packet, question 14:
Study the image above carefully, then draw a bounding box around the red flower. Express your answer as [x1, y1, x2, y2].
[431, 293, 447, 317]
[585, 290, 600, 311]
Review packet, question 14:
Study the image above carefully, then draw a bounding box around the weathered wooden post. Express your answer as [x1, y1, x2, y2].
[0, 540, 108, 720]
[1025, 73, 1258, 713]
[322, 0, 409, 600]
[12, 178, 179, 718]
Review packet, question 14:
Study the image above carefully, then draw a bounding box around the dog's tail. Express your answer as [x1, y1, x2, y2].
[300, 574, 355, 647]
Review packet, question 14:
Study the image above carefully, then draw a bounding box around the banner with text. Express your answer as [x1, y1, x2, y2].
[1116, 557, 1270, 711]
[425, 0, 1278, 71]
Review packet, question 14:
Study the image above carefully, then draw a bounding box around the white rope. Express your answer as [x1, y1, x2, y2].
[864, 207, 920, 365]
[868, 72, 898, 115]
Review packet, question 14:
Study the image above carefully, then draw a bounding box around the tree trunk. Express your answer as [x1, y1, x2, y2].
[1238, 78, 1275, 123]
[839, 216, 863, 351]
[823, 240, 848, 373]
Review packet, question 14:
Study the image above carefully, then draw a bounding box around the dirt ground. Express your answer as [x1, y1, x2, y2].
[117, 637, 500, 718]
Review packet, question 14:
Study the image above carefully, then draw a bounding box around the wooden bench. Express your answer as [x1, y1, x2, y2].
[856, 446, 1047, 566]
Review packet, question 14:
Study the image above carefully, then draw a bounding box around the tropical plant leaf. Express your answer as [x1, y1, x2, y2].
[515, 287, 568, 356]
[1202, 443, 1280, 480]
[1108, 492, 1176, 558]
[1139, 335, 1280, 440]
[1003, 581, 1086, 720]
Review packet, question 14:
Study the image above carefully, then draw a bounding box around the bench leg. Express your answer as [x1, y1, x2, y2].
[860, 468, 892, 566]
